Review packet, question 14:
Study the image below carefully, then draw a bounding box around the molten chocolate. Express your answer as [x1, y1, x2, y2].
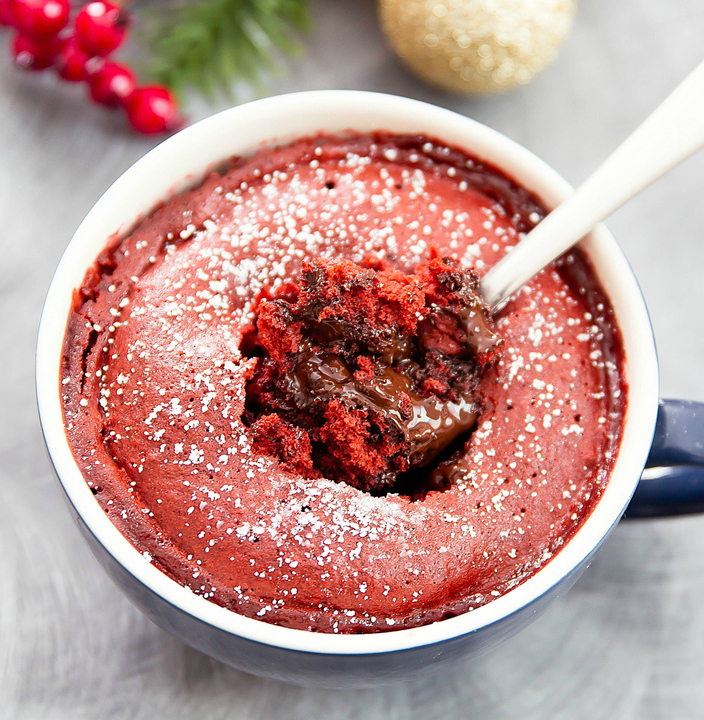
[287, 348, 480, 466]
[244, 256, 500, 493]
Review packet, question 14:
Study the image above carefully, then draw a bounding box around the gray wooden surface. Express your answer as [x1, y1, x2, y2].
[2, 1, 704, 717]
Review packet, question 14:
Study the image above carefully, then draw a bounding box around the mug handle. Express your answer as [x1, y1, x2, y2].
[625, 399, 704, 518]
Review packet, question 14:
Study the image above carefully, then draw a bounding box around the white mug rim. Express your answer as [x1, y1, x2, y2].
[36, 89, 659, 656]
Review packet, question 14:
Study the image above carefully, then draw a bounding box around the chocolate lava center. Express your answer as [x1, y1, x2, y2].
[286, 344, 479, 468]
[243, 255, 500, 495]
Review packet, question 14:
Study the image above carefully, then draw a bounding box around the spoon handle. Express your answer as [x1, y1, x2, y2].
[481, 58, 704, 313]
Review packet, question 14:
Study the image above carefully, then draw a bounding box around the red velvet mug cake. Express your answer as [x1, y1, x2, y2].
[61, 129, 625, 634]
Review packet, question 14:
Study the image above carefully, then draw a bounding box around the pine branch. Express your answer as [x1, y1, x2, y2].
[137, 0, 312, 101]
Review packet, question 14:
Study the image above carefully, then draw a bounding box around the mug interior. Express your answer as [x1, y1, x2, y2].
[36, 90, 659, 655]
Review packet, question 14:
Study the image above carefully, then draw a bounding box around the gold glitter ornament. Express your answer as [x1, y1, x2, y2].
[378, 0, 576, 94]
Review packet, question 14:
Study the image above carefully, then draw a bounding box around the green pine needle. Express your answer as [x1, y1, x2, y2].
[138, 0, 312, 102]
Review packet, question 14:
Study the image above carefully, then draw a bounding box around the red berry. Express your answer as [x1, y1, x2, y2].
[11, 32, 53, 70]
[88, 60, 136, 107]
[53, 36, 92, 82]
[0, 0, 16, 27]
[125, 86, 183, 135]
[13, 0, 69, 39]
[75, 1, 130, 56]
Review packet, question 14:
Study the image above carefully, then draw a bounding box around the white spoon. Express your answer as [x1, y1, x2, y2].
[480, 59, 704, 314]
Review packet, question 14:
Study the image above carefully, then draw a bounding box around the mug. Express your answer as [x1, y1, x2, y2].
[36, 90, 704, 688]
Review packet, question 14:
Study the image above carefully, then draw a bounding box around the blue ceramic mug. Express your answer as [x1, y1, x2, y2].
[36, 91, 704, 688]
[629, 400, 704, 517]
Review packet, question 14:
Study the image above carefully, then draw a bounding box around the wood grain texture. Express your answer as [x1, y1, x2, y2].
[1, 0, 703, 717]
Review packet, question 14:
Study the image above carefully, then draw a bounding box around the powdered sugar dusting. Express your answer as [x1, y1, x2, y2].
[62, 134, 624, 633]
